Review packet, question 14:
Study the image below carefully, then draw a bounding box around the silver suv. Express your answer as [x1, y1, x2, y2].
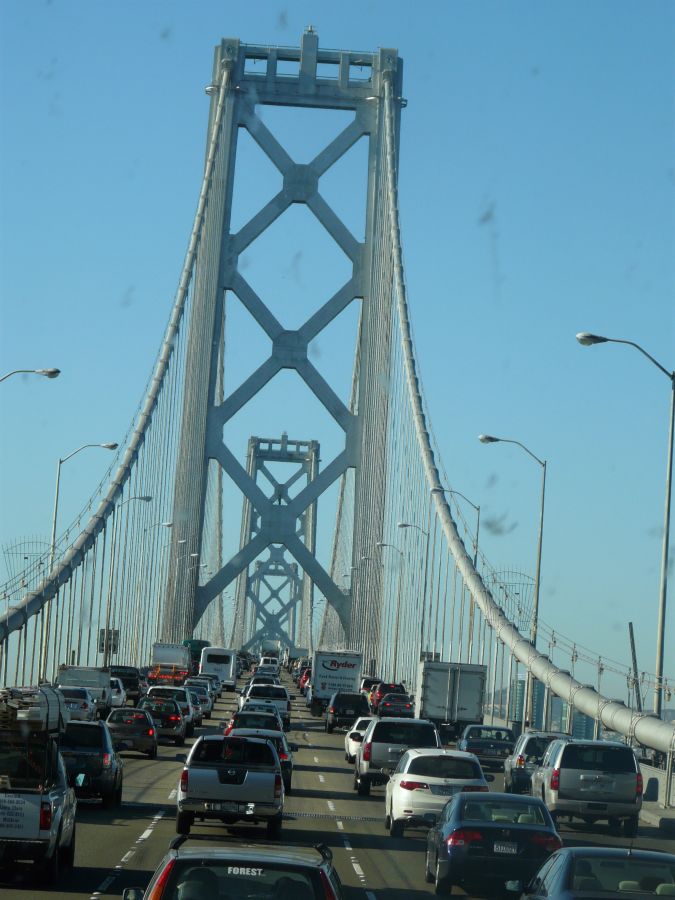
[353, 717, 441, 796]
[530, 738, 642, 836]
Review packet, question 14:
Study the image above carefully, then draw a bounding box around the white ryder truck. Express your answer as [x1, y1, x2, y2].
[308, 649, 363, 717]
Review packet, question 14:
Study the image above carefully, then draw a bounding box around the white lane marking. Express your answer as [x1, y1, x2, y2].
[314, 755, 319, 763]
[318, 774, 325, 783]
[137, 828, 153, 841]
[336, 820, 344, 830]
[343, 839, 352, 850]
[352, 861, 365, 877]
[168, 788, 177, 799]
[327, 800, 335, 811]
[120, 850, 135, 863]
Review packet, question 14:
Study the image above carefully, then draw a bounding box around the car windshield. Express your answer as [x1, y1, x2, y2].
[161, 861, 318, 899]
[466, 727, 514, 741]
[570, 856, 675, 893]
[408, 756, 482, 779]
[461, 798, 547, 824]
[374, 723, 438, 745]
[62, 724, 103, 749]
[562, 745, 636, 772]
[193, 739, 276, 766]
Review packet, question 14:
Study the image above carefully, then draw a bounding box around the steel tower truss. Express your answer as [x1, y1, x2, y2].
[166, 29, 402, 643]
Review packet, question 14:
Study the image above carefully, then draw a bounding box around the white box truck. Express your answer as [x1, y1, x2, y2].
[151, 642, 192, 670]
[414, 660, 487, 740]
[199, 646, 238, 691]
[57, 665, 111, 717]
[309, 649, 363, 717]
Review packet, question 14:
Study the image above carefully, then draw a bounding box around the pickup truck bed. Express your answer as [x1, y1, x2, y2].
[176, 735, 284, 838]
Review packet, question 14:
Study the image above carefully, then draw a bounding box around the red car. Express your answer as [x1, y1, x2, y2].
[370, 681, 405, 712]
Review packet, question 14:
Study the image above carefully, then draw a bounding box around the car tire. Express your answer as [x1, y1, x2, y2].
[285, 778, 292, 795]
[385, 812, 391, 831]
[61, 823, 76, 870]
[326, 723, 334, 734]
[389, 817, 404, 837]
[115, 782, 123, 807]
[357, 776, 370, 796]
[352, 772, 359, 791]
[176, 811, 193, 835]
[623, 815, 639, 837]
[40, 841, 60, 885]
[266, 814, 283, 839]
[424, 848, 435, 884]
[434, 859, 451, 895]
[187, 724, 195, 738]
[148, 746, 158, 760]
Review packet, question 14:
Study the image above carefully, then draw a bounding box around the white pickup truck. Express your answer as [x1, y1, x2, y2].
[0, 686, 77, 884]
[176, 734, 284, 838]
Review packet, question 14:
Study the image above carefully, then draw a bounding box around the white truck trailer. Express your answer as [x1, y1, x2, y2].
[414, 660, 487, 740]
[151, 642, 192, 670]
[309, 649, 363, 717]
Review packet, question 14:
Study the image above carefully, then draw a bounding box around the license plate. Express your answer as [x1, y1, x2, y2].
[494, 842, 517, 855]
[344, 709, 354, 715]
[484, 750, 499, 756]
[437, 786, 456, 795]
[204, 801, 238, 812]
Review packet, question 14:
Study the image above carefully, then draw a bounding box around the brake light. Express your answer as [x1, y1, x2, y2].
[363, 742, 372, 762]
[102, 752, 111, 768]
[146, 858, 176, 900]
[328, 707, 335, 714]
[278, 752, 289, 761]
[447, 828, 483, 846]
[550, 768, 560, 791]
[39, 801, 52, 830]
[274, 773, 282, 799]
[516, 754, 526, 769]
[405, 703, 411, 709]
[529, 832, 563, 852]
[399, 780, 429, 791]
[180, 768, 188, 792]
[148, 728, 155, 737]
[319, 869, 338, 899]
[636, 772, 643, 796]
[461, 785, 489, 792]
[168, 714, 180, 722]
[81, 702, 89, 709]
[384, 702, 391, 707]
[224, 724, 233, 735]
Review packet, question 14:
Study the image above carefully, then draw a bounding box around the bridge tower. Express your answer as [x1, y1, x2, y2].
[164, 29, 403, 654]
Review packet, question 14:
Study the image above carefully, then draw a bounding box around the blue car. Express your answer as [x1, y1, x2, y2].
[425, 791, 561, 896]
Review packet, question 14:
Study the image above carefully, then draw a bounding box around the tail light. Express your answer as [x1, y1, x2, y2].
[39, 801, 52, 830]
[516, 754, 526, 769]
[529, 832, 563, 853]
[224, 724, 233, 735]
[102, 752, 112, 768]
[384, 702, 391, 707]
[148, 728, 155, 737]
[319, 869, 338, 899]
[461, 785, 489, 792]
[328, 707, 335, 714]
[168, 714, 181, 722]
[399, 780, 429, 791]
[81, 702, 89, 709]
[447, 828, 483, 847]
[180, 768, 188, 792]
[278, 752, 289, 761]
[146, 858, 176, 900]
[405, 703, 411, 709]
[363, 741, 372, 762]
[550, 768, 560, 791]
[274, 773, 282, 799]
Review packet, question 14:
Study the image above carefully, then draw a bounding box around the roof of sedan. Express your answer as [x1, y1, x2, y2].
[229, 728, 285, 739]
[406, 747, 480, 760]
[552, 846, 675, 862]
[168, 840, 332, 867]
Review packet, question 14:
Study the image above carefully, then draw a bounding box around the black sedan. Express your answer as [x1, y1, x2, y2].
[106, 708, 158, 759]
[425, 792, 561, 897]
[60, 720, 124, 808]
[509, 846, 675, 898]
[457, 724, 516, 770]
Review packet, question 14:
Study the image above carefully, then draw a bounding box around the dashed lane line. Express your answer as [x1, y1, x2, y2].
[88, 809, 164, 899]
[318, 774, 326, 783]
[327, 800, 335, 811]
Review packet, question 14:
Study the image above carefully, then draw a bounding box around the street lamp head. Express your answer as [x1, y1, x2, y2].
[162, 521, 173, 528]
[478, 434, 500, 444]
[101, 443, 118, 451]
[397, 521, 411, 529]
[576, 332, 609, 346]
[36, 368, 61, 379]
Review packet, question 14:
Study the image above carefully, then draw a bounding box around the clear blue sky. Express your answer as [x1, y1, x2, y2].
[1, 1, 673, 700]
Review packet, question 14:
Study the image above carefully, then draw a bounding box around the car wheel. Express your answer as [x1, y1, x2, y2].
[389, 816, 403, 838]
[115, 782, 123, 807]
[40, 841, 60, 885]
[187, 724, 195, 738]
[424, 848, 435, 884]
[326, 723, 334, 734]
[148, 746, 158, 760]
[266, 814, 283, 839]
[206, 712, 211, 719]
[434, 859, 451, 895]
[285, 778, 292, 795]
[61, 823, 76, 870]
[385, 812, 391, 831]
[176, 811, 193, 835]
[623, 815, 639, 837]
[357, 776, 370, 796]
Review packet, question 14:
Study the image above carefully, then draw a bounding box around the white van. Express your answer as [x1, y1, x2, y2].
[199, 646, 237, 692]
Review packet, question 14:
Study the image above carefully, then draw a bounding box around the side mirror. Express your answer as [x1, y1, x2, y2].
[349, 732, 362, 742]
[381, 767, 391, 777]
[485, 773, 495, 782]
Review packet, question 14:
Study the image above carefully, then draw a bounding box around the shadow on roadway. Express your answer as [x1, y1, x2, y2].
[75, 800, 176, 825]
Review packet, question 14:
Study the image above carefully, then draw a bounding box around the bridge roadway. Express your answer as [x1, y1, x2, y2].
[2, 680, 672, 900]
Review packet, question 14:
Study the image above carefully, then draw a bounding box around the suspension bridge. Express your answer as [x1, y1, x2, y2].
[1, 29, 673, 797]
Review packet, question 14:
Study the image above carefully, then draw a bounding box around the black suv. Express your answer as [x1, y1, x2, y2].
[60, 720, 123, 808]
[325, 691, 370, 733]
[110, 665, 142, 704]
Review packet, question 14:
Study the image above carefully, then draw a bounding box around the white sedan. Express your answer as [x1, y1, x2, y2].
[344, 716, 376, 763]
[384, 748, 491, 837]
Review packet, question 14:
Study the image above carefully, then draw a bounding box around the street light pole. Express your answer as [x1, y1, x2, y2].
[398, 521, 431, 661]
[577, 332, 674, 717]
[479, 434, 546, 730]
[39, 441, 118, 681]
[377, 542, 404, 678]
[0, 368, 60, 383]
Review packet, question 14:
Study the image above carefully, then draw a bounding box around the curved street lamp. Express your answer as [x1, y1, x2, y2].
[577, 331, 674, 717]
[0, 368, 60, 383]
[479, 433, 546, 730]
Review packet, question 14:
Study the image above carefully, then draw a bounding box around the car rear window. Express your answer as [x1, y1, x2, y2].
[461, 798, 547, 825]
[335, 694, 368, 710]
[249, 686, 287, 699]
[193, 739, 276, 766]
[205, 652, 231, 664]
[140, 699, 179, 714]
[466, 727, 514, 741]
[60, 688, 88, 699]
[150, 688, 186, 702]
[108, 710, 149, 725]
[570, 856, 675, 893]
[409, 756, 482, 779]
[561, 745, 637, 773]
[523, 736, 557, 759]
[373, 723, 438, 745]
[161, 861, 319, 898]
[62, 724, 104, 749]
